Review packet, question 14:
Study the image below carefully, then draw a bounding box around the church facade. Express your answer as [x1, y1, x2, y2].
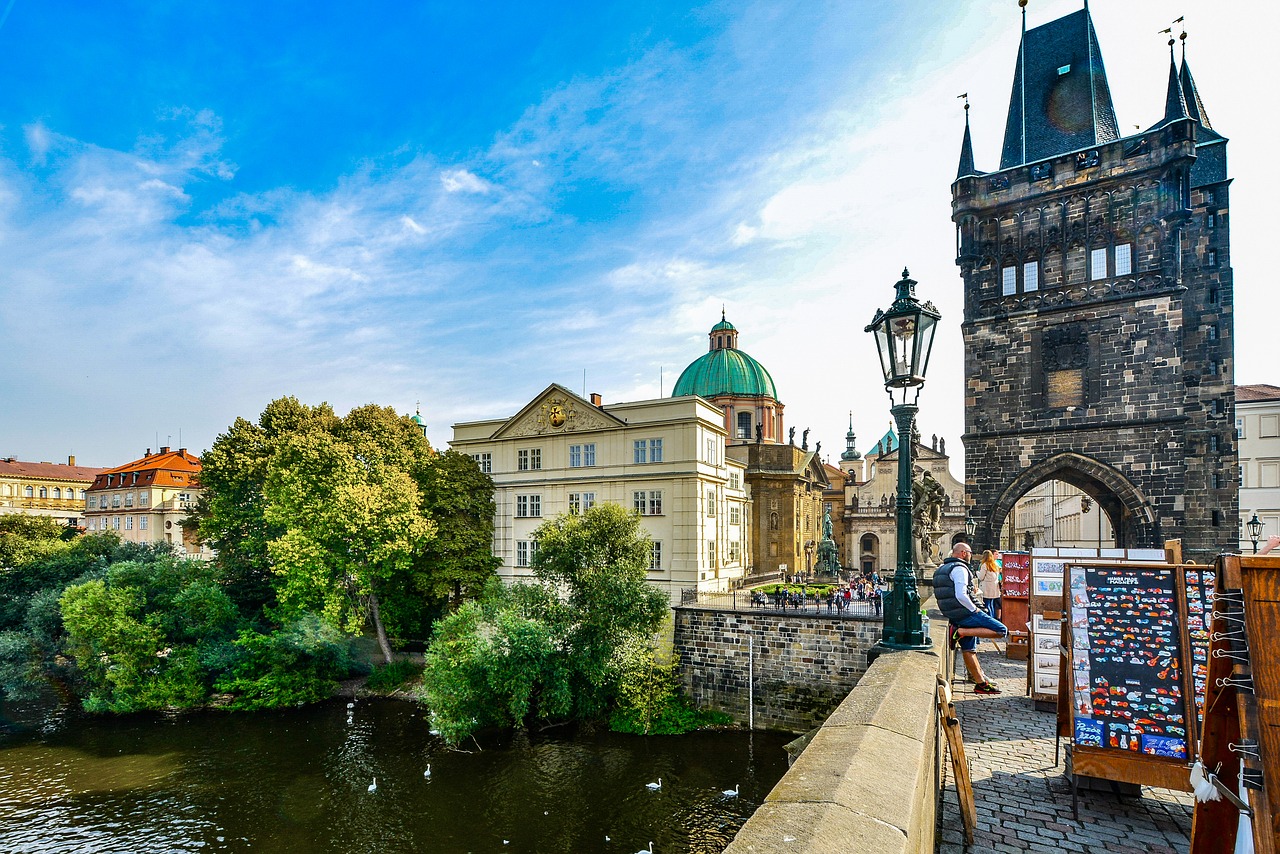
[954, 8, 1237, 562]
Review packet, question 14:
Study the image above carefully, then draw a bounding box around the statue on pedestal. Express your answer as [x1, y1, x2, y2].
[911, 467, 946, 568]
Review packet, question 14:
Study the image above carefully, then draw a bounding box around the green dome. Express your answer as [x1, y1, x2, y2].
[672, 348, 778, 399]
[711, 317, 736, 333]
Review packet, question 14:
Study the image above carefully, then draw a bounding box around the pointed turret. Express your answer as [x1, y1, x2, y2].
[841, 412, 861, 461]
[1157, 38, 1189, 126]
[956, 101, 978, 179]
[999, 5, 1119, 169]
[1178, 32, 1213, 131]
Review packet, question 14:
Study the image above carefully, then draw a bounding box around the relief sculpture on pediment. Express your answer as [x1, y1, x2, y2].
[507, 395, 615, 436]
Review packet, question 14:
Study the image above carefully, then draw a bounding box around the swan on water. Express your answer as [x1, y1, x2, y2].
[636, 843, 654, 854]
[645, 778, 661, 790]
[367, 778, 377, 793]
[722, 784, 739, 797]
[424, 764, 432, 778]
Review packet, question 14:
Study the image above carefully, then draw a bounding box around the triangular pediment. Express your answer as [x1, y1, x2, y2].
[491, 384, 627, 440]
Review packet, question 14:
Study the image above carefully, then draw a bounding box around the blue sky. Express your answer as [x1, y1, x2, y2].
[1, 0, 1276, 470]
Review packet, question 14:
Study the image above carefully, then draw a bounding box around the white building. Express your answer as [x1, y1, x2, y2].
[1238, 384, 1280, 551]
[450, 384, 750, 604]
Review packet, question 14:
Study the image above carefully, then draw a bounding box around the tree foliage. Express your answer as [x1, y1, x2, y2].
[420, 505, 669, 744]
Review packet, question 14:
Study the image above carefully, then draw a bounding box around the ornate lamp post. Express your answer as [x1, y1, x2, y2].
[965, 516, 977, 543]
[1247, 513, 1264, 554]
[865, 268, 940, 650]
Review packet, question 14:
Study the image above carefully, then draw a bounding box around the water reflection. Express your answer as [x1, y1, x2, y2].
[0, 699, 789, 853]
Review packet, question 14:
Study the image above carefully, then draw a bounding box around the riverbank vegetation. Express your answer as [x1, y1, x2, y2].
[2, 400, 728, 739]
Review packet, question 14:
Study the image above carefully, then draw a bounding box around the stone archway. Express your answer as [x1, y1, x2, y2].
[858, 533, 879, 575]
[979, 451, 1159, 551]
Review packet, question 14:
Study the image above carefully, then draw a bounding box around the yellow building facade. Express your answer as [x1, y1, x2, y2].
[83, 447, 209, 557]
[0, 456, 104, 526]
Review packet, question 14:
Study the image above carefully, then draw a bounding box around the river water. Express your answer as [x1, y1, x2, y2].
[0, 698, 790, 853]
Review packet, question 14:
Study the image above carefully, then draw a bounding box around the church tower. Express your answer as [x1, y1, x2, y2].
[954, 7, 1236, 562]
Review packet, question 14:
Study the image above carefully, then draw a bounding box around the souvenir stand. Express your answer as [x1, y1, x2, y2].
[1056, 559, 1199, 817]
[1028, 548, 1168, 709]
[1000, 552, 1030, 661]
[1191, 554, 1280, 854]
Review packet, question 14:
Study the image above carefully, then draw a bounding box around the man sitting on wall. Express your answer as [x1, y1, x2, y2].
[933, 542, 1007, 696]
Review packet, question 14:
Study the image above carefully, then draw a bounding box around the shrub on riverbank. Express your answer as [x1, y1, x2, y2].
[365, 659, 424, 692]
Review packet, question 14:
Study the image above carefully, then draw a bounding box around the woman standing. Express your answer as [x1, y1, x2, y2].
[976, 549, 1003, 622]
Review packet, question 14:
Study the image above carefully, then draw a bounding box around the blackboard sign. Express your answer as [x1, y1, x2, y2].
[1068, 564, 1188, 760]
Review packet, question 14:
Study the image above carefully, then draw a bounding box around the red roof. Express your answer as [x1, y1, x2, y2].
[1237, 384, 1280, 402]
[88, 447, 202, 491]
[0, 458, 106, 482]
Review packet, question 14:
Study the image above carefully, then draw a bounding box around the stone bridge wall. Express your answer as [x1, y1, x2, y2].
[673, 606, 883, 732]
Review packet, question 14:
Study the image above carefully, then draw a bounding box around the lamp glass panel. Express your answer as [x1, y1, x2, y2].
[915, 312, 938, 381]
[873, 320, 893, 384]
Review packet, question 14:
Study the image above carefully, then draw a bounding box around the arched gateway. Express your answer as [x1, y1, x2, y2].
[954, 7, 1239, 563]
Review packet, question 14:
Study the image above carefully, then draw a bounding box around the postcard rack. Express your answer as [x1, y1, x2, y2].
[1056, 560, 1200, 816]
[1191, 554, 1280, 854]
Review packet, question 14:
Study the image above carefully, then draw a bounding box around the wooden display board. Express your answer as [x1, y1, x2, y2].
[1191, 554, 1280, 854]
[1057, 560, 1196, 795]
[1028, 547, 1169, 709]
[1001, 552, 1030, 661]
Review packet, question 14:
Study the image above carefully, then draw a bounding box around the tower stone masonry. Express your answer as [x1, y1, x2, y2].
[954, 8, 1236, 563]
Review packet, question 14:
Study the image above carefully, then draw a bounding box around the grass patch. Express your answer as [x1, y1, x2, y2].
[609, 696, 734, 735]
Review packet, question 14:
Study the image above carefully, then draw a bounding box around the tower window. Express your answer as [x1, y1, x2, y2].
[1090, 248, 1108, 280]
[1024, 260, 1039, 292]
[1002, 266, 1017, 296]
[1207, 249, 1217, 267]
[736, 411, 752, 439]
[1207, 212, 1216, 228]
[1115, 244, 1132, 276]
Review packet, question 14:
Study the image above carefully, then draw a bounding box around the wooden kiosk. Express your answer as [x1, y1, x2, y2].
[1191, 554, 1280, 854]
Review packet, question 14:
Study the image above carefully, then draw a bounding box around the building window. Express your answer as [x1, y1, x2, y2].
[1090, 248, 1108, 280]
[140, 493, 149, 506]
[139, 516, 148, 530]
[1207, 325, 1218, 341]
[471, 453, 492, 473]
[1213, 399, 1226, 417]
[729, 471, 740, 490]
[516, 494, 541, 518]
[1209, 287, 1219, 305]
[1023, 260, 1039, 292]
[125, 516, 133, 530]
[79, 490, 86, 499]
[567, 492, 595, 515]
[1261, 415, 1280, 438]
[569, 444, 596, 468]
[517, 449, 542, 471]
[112, 516, 120, 530]
[633, 440, 647, 464]
[112, 494, 121, 508]
[124, 493, 134, 507]
[23, 486, 33, 498]
[1207, 249, 1217, 267]
[650, 439, 663, 462]
[38, 487, 48, 498]
[729, 541, 742, 563]
[705, 438, 718, 465]
[1208, 435, 1219, 453]
[729, 506, 741, 526]
[1115, 243, 1132, 276]
[52, 487, 61, 499]
[1211, 509, 1221, 527]
[649, 541, 662, 571]
[706, 489, 716, 517]
[633, 490, 663, 516]
[1207, 212, 1216, 228]
[516, 540, 538, 568]
[707, 540, 717, 566]
[1002, 265, 1016, 296]
[736, 411, 752, 439]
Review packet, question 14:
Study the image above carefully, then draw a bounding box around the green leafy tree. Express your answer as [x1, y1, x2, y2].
[263, 416, 437, 664]
[416, 450, 500, 607]
[531, 502, 668, 716]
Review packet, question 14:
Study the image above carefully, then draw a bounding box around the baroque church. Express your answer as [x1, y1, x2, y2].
[955, 5, 1237, 563]
[673, 314, 830, 580]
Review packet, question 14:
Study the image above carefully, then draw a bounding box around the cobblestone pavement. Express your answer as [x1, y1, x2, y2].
[938, 646, 1194, 853]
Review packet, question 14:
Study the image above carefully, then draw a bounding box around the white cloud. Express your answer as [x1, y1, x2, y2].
[440, 169, 491, 194]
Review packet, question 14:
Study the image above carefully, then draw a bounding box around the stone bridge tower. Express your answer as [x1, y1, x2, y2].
[953, 6, 1237, 563]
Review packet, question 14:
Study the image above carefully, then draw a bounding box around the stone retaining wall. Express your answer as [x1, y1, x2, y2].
[723, 619, 946, 854]
[673, 606, 883, 732]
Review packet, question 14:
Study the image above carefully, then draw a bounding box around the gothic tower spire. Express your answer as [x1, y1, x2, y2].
[956, 96, 978, 179]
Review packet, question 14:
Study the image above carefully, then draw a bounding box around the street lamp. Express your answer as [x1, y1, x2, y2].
[1247, 513, 1264, 554]
[965, 516, 976, 543]
[865, 268, 940, 650]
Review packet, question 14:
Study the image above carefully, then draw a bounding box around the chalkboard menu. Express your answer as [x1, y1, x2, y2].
[1183, 567, 1213, 736]
[1068, 564, 1188, 760]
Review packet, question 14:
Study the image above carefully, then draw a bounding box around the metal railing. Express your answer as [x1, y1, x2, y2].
[682, 588, 884, 618]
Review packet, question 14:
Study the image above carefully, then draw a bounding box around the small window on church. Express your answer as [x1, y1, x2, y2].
[1207, 249, 1217, 267]
[1207, 212, 1216, 229]
[1002, 266, 1016, 296]
[737, 411, 752, 439]
[1023, 260, 1039, 292]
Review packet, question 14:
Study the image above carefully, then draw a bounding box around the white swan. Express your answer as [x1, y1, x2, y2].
[636, 843, 654, 854]
[722, 784, 739, 797]
[645, 778, 661, 790]
[367, 777, 377, 793]
[424, 764, 431, 778]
